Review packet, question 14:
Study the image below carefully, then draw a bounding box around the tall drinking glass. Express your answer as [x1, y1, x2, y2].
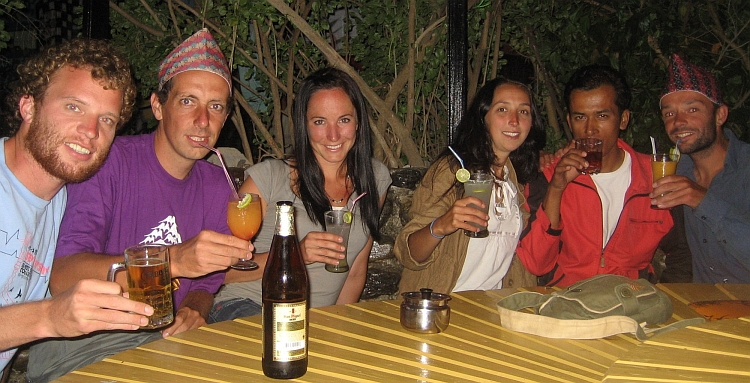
[324, 209, 352, 273]
[463, 170, 493, 238]
[228, 193, 262, 270]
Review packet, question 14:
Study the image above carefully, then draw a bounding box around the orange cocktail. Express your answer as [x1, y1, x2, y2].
[228, 193, 262, 240]
[651, 153, 677, 182]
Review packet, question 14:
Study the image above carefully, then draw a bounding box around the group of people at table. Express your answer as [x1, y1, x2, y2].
[1, 27, 748, 382]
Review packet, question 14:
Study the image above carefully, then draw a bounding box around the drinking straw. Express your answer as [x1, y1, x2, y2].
[448, 146, 465, 168]
[197, 142, 240, 201]
[650, 136, 657, 154]
[349, 192, 367, 213]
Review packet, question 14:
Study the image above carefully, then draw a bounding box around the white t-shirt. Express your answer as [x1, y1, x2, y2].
[591, 151, 632, 248]
[453, 166, 522, 292]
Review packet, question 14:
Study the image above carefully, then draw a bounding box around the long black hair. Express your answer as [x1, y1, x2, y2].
[446, 77, 545, 186]
[291, 67, 381, 239]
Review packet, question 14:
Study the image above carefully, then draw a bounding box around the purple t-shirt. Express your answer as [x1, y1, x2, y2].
[55, 132, 231, 308]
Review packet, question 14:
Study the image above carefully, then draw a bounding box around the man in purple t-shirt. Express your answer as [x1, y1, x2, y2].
[27, 29, 253, 382]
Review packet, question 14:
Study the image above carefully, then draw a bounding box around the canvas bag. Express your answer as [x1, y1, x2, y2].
[496, 274, 705, 340]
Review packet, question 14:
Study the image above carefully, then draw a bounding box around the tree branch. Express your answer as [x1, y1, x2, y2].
[707, 2, 750, 72]
[139, 0, 167, 32]
[266, 0, 424, 167]
[234, 88, 284, 158]
[109, 1, 164, 38]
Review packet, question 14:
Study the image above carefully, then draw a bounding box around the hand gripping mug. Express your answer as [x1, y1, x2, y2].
[108, 244, 174, 329]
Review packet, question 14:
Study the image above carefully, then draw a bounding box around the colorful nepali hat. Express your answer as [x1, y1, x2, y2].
[158, 28, 231, 91]
[661, 53, 721, 105]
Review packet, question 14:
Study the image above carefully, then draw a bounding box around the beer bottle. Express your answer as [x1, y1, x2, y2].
[262, 201, 309, 379]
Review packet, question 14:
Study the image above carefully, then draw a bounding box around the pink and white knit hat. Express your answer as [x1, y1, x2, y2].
[661, 53, 721, 106]
[158, 28, 231, 91]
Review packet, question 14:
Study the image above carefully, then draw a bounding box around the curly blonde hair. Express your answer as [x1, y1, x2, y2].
[5, 39, 136, 135]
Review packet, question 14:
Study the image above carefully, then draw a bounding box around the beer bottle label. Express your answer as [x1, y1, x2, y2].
[271, 301, 307, 361]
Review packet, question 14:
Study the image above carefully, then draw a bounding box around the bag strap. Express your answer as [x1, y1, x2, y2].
[497, 292, 705, 341]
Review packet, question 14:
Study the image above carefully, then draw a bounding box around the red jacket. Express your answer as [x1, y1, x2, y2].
[517, 140, 673, 286]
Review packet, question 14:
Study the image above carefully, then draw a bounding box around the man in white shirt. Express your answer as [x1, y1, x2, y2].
[517, 65, 673, 286]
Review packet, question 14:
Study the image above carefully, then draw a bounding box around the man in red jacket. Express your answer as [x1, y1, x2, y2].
[517, 65, 673, 286]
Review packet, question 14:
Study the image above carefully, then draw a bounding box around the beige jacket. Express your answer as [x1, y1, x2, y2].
[394, 157, 536, 294]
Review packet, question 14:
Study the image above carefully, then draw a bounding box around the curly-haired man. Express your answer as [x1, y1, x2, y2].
[0, 38, 151, 377]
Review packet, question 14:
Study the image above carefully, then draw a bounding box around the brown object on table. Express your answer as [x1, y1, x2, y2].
[688, 300, 750, 320]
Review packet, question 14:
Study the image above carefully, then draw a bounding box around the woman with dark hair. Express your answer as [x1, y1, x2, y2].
[210, 68, 391, 321]
[394, 78, 544, 294]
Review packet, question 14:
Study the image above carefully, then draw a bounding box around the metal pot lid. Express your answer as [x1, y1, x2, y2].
[402, 288, 451, 307]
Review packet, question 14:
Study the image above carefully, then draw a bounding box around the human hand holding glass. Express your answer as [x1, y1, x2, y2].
[228, 193, 262, 270]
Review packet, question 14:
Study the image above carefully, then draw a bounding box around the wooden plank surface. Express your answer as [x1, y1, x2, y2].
[53, 284, 750, 383]
[603, 317, 750, 382]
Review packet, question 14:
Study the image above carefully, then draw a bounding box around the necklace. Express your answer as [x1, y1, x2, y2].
[330, 196, 346, 204]
[327, 175, 351, 204]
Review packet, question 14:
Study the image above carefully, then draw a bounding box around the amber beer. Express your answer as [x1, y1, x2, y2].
[126, 257, 173, 328]
[262, 201, 309, 379]
[108, 244, 174, 329]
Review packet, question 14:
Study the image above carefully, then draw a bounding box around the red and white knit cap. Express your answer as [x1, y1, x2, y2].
[158, 28, 231, 91]
[661, 53, 721, 106]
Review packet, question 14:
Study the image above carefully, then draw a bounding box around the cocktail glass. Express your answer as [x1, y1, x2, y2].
[228, 193, 262, 270]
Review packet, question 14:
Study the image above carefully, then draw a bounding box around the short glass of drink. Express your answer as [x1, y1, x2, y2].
[108, 244, 174, 329]
[463, 170, 493, 238]
[651, 152, 678, 198]
[575, 137, 603, 174]
[651, 153, 678, 182]
[324, 209, 352, 273]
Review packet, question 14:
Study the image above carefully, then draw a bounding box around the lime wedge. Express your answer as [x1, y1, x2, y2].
[237, 194, 252, 209]
[456, 168, 470, 183]
[343, 211, 353, 224]
[669, 147, 681, 162]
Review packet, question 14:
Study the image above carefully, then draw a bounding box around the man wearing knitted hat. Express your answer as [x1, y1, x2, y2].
[653, 54, 750, 283]
[27, 29, 252, 382]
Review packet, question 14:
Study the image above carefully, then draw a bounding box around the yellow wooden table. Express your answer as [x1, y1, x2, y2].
[603, 284, 750, 382]
[54, 284, 750, 383]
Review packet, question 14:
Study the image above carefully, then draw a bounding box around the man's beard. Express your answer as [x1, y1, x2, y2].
[678, 115, 718, 155]
[24, 115, 110, 183]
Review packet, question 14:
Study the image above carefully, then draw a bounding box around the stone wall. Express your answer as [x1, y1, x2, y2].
[361, 168, 425, 301]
